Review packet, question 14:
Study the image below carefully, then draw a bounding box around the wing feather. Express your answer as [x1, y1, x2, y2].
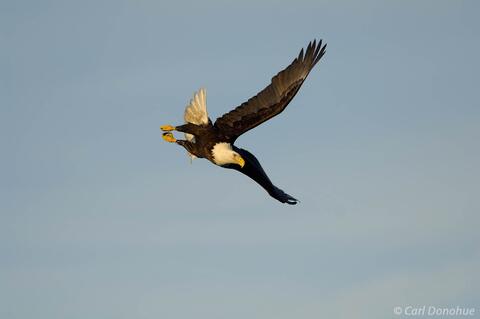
[184, 88, 208, 127]
[183, 88, 209, 160]
[214, 40, 326, 142]
[183, 88, 209, 143]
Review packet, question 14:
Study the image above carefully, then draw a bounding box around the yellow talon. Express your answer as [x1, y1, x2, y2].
[162, 132, 177, 143]
[160, 125, 176, 131]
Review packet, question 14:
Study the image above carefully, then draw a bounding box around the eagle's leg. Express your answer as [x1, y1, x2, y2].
[162, 133, 196, 154]
[176, 139, 196, 154]
[162, 132, 195, 150]
[161, 123, 201, 135]
[173, 123, 202, 135]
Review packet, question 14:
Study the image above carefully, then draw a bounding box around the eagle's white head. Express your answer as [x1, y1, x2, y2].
[211, 143, 245, 167]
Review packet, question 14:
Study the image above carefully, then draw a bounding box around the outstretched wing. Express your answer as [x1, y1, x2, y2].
[214, 40, 326, 142]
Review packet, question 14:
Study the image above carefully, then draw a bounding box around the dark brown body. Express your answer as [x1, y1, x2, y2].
[174, 121, 221, 163]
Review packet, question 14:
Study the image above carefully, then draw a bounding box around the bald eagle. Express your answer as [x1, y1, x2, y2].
[161, 40, 326, 204]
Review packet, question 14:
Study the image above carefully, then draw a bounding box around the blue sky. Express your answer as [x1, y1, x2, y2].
[1, 0, 479, 318]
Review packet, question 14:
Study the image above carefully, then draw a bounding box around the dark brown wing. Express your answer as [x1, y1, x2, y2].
[214, 39, 326, 142]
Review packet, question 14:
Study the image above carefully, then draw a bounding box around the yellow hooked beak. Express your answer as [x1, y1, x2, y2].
[235, 154, 245, 168]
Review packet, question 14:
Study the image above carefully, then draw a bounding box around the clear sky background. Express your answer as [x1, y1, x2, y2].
[1, 0, 479, 318]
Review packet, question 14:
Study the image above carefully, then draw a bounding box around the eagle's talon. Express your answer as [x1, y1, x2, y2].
[160, 125, 176, 131]
[162, 132, 177, 143]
